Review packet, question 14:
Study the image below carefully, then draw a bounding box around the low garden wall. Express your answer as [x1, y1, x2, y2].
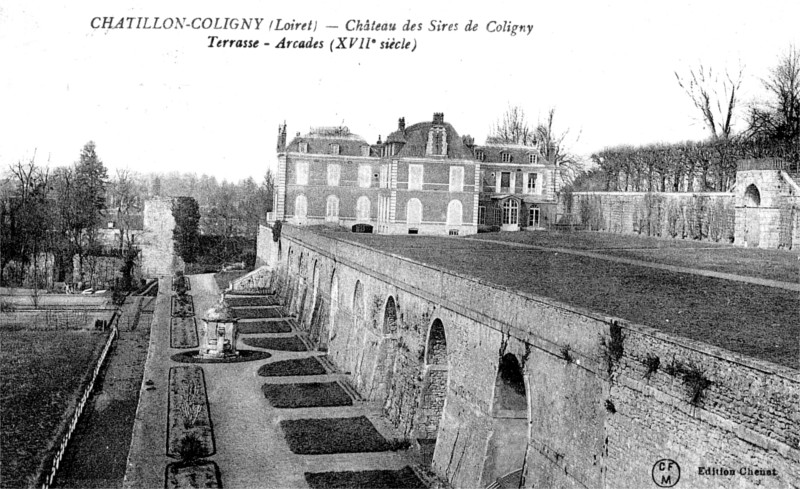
[568, 191, 735, 243]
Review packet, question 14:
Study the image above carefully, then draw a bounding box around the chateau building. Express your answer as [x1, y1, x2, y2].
[476, 143, 560, 231]
[272, 113, 561, 235]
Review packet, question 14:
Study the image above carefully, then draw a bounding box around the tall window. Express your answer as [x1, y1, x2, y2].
[408, 164, 423, 190]
[329, 143, 340, 155]
[502, 200, 518, 225]
[494, 208, 501, 224]
[527, 173, 537, 193]
[478, 206, 486, 225]
[327, 164, 341, 186]
[500, 172, 511, 192]
[326, 195, 339, 221]
[501, 152, 512, 163]
[528, 206, 540, 227]
[449, 166, 464, 192]
[406, 198, 422, 228]
[446, 200, 462, 226]
[379, 165, 389, 188]
[295, 161, 309, 185]
[358, 164, 371, 188]
[294, 195, 308, 220]
[356, 196, 371, 221]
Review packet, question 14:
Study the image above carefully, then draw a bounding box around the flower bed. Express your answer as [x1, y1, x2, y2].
[165, 460, 221, 489]
[243, 336, 307, 352]
[305, 466, 425, 489]
[262, 382, 352, 408]
[167, 367, 214, 459]
[257, 357, 327, 377]
[170, 317, 198, 349]
[231, 307, 282, 319]
[280, 416, 391, 455]
[224, 296, 278, 307]
[170, 350, 272, 364]
[171, 295, 194, 318]
[238, 320, 292, 334]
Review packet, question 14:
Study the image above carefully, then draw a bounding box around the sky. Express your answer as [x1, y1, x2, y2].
[1, 0, 799, 182]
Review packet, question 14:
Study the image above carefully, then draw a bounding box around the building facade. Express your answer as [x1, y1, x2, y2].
[273, 113, 481, 236]
[474, 143, 560, 231]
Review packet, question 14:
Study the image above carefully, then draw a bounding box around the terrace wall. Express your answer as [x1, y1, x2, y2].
[257, 224, 800, 488]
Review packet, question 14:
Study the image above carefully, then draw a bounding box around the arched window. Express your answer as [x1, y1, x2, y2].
[326, 195, 339, 221]
[446, 200, 462, 226]
[502, 199, 519, 225]
[294, 195, 308, 221]
[356, 196, 371, 221]
[407, 198, 422, 227]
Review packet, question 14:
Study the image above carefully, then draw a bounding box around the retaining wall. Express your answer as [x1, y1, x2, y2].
[256, 224, 800, 488]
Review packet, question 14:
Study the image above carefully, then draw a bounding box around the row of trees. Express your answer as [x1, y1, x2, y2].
[1, 142, 113, 287]
[579, 45, 799, 193]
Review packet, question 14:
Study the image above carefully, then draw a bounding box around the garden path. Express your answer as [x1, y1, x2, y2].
[125, 274, 423, 489]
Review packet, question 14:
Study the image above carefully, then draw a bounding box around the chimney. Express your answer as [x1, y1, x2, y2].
[377, 135, 383, 144]
[398, 117, 406, 131]
[432, 112, 444, 125]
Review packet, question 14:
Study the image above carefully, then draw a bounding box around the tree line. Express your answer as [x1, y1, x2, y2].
[578, 45, 799, 193]
[1, 142, 274, 288]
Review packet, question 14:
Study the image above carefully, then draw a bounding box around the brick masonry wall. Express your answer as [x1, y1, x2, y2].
[261, 224, 800, 488]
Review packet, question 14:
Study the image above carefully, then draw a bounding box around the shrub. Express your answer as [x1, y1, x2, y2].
[177, 433, 205, 461]
[643, 354, 660, 380]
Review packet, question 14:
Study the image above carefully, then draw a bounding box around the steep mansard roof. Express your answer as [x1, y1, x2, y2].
[285, 127, 370, 157]
[382, 120, 475, 159]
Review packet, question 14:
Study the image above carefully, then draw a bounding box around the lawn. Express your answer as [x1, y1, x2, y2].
[341, 233, 799, 369]
[0, 329, 109, 488]
[238, 320, 292, 334]
[258, 357, 327, 377]
[280, 416, 391, 455]
[243, 336, 308, 351]
[262, 382, 352, 408]
[468, 231, 800, 283]
[305, 466, 425, 489]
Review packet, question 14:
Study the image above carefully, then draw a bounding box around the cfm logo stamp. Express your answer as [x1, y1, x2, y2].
[652, 459, 681, 487]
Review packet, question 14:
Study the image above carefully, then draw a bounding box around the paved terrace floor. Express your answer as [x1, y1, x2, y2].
[124, 274, 426, 489]
[336, 231, 799, 370]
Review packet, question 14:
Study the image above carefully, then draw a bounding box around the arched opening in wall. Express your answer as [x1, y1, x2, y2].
[323, 272, 338, 352]
[352, 280, 364, 329]
[483, 353, 529, 487]
[744, 184, 761, 207]
[493, 353, 527, 412]
[417, 318, 449, 466]
[308, 260, 323, 341]
[744, 184, 762, 247]
[383, 296, 398, 335]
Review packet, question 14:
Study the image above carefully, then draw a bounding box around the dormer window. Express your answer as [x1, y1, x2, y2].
[501, 152, 512, 163]
[361, 146, 370, 157]
[426, 126, 448, 156]
[528, 154, 538, 164]
[329, 144, 340, 155]
[475, 150, 485, 162]
[299, 142, 308, 153]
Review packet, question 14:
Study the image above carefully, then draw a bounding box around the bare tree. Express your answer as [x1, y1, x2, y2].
[676, 64, 744, 139]
[487, 105, 535, 145]
[535, 108, 584, 191]
[747, 45, 800, 156]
